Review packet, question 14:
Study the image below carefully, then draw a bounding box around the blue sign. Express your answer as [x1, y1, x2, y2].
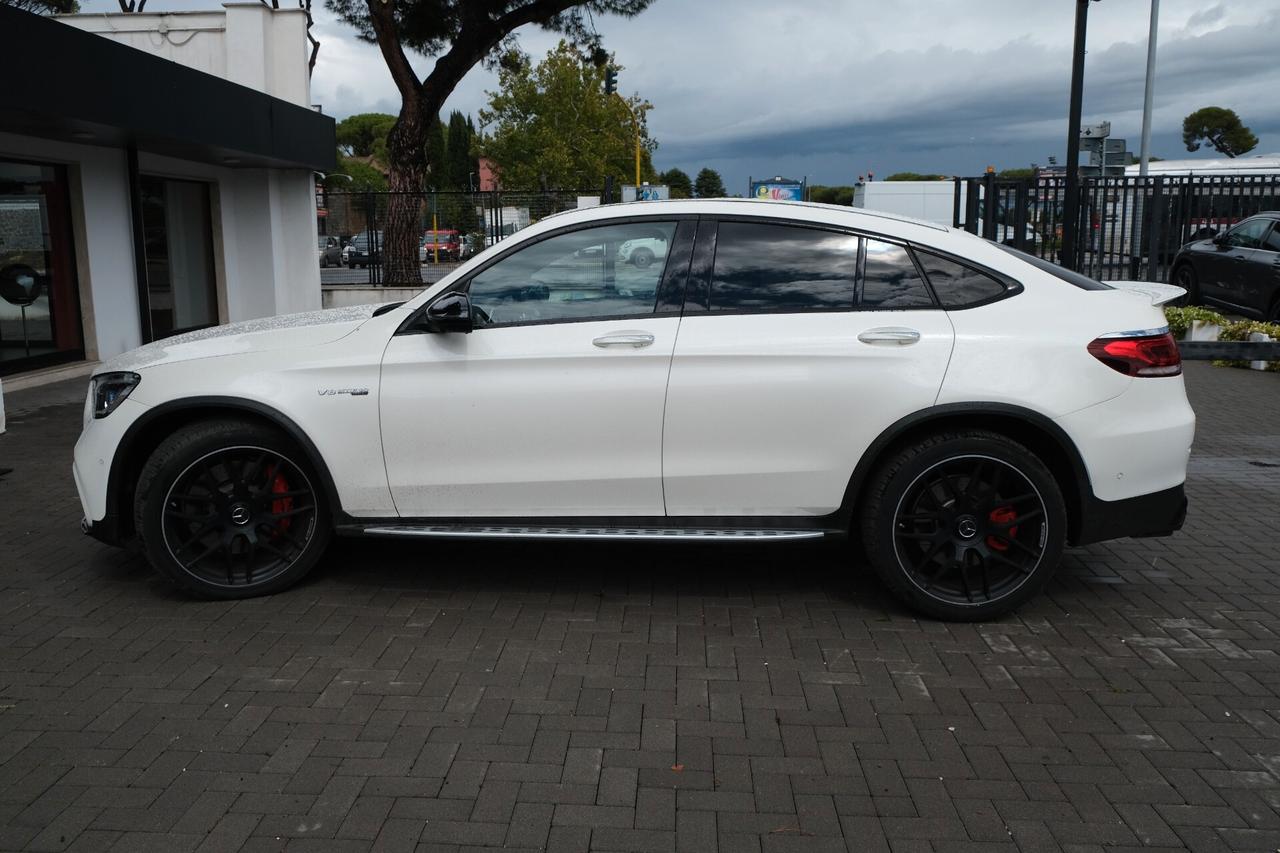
[750, 179, 804, 201]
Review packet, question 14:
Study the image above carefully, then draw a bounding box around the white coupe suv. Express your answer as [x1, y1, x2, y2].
[74, 200, 1195, 620]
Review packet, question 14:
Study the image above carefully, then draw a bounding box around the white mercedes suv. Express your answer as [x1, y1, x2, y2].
[74, 200, 1195, 620]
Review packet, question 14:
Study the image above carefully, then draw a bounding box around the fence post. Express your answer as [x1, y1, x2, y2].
[963, 179, 980, 235]
[1146, 177, 1164, 283]
[1013, 180, 1029, 252]
[952, 178, 962, 228]
[603, 176, 615, 205]
[982, 172, 997, 241]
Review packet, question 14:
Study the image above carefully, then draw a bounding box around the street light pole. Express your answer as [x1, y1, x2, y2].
[1138, 0, 1160, 176]
[1060, 0, 1095, 271]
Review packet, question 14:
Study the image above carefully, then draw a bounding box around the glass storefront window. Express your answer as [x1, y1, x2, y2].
[139, 176, 218, 338]
[0, 160, 84, 376]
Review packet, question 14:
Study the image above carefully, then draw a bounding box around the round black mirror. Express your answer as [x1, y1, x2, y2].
[0, 264, 44, 307]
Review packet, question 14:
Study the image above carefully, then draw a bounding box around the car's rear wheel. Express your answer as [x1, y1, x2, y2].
[631, 247, 654, 268]
[134, 419, 331, 599]
[1172, 263, 1199, 305]
[861, 430, 1066, 621]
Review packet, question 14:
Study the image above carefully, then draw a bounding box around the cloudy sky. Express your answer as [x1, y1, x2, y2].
[82, 0, 1280, 191]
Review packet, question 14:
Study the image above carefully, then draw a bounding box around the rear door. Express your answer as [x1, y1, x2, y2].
[661, 219, 955, 517]
[1246, 220, 1280, 314]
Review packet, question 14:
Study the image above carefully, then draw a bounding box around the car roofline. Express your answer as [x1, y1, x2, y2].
[529, 198, 950, 232]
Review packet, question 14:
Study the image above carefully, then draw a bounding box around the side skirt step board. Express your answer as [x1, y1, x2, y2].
[353, 525, 826, 542]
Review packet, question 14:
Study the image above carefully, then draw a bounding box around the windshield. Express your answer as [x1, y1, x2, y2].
[992, 242, 1112, 291]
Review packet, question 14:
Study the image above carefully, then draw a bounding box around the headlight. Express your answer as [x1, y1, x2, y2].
[91, 372, 141, 419]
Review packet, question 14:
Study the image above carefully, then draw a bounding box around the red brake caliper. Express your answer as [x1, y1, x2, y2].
[987, 506, 1017, 551]
[271, 473, 293, 536]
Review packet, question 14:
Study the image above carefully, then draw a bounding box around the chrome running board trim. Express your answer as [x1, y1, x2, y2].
[358, 525, 825, 542]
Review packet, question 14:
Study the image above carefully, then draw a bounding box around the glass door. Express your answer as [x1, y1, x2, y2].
[0, 159, 84, 376]
[139, 176, 218, 338]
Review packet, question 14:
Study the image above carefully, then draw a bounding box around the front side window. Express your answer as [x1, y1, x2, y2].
[467, 221, 675, 327]
[709, 222, 858, 312]
[914, 250, 1009, 308]
[1226, 218, 1270, 249]
[1263, 223, 1280, 253]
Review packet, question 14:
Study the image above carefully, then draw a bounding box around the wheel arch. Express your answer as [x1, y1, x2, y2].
[101, 397, 342, 545]
[838, 403, 1094, 546]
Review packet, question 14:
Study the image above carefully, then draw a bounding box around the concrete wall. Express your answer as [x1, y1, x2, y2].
[322, 287, 426, 310]
[60, 3, 312, 108]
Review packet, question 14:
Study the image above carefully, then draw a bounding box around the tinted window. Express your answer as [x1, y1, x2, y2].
[916, 250, 1010, 308]
[467, 221, 675, 326]
[1264, 223, 1280, 253]
[710, 222, 857, 312]
[861, 240, 934, 309]
[991, 242, 1108, 290]
[1226, 218, 1270, 249]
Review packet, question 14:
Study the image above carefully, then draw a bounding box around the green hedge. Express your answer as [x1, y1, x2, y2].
[1163, 307, 1280, 373]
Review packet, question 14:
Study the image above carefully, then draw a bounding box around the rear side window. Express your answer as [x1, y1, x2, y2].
[709, 222, 858, 312]
[1263, 223, 1280, 252]
[915, 250, 1010, 308]
[861, 240, 934, 309]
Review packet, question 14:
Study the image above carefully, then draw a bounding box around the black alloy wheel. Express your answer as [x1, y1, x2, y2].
[1173, 263, 1199, 305]
[892, 454, 1047, 607]
[135, 420, 330, 598]
[861, 430, 1066, 621]
[161, 446, 317, 589]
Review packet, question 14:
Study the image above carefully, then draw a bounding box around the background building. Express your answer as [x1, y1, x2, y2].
[0, 3, 334, 380]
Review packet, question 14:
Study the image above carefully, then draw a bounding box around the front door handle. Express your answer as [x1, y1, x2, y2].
[593, 331, 655, 348]
[858, 327, 921, 346]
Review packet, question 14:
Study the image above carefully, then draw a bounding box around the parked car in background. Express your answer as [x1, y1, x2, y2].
[74, 199, 1194, 620]
[1170, 211, 1280, 321]
[318, 236, 342, 268]
[346, 230, 382, 269]
[420, 229, 461, 263]
[618, 235, 668, 268]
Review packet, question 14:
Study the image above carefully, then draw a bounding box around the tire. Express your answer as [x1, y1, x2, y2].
[348, 261, 356, 270]
[1172, 263, 1200, 305]
[860, 430, 1067, 621]
[134, 419, 331, 599]
[631, 247, 654, 268]
[320, 256, 328, 269]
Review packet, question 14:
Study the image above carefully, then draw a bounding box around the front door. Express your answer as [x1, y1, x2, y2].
[380, 219, 690, 517]
[661, 220, 955, 517]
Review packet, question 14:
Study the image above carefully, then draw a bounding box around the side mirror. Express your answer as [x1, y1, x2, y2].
[1212, 232, 1230, 247]
[424, 291, 473, 333]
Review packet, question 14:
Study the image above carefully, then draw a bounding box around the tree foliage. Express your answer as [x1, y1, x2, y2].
[659, 168, 693, 199]
[323, 0, 657, 282]
[2, 0, 79, 13]
[327, 158, 388, 192]
[443, 111, 478, 191]
[478, 41, 656, 191]
[694, 167, 726, 198]
[1182, 107, 1258, 158]
[808, 185, 854, 206]
[997, 167, 1035, 179]
[884, 172, 949, 181]
[335, 113, 396, 160]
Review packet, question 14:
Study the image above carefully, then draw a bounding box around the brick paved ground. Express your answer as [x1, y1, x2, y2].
[1, 362, 1278, 853]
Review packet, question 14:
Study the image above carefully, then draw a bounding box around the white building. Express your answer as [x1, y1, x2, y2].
[0, 3, 333, 382]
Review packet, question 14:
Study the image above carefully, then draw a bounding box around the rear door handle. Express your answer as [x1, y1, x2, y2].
[593, 332, 655, 348]
[858, 327, 921, 346]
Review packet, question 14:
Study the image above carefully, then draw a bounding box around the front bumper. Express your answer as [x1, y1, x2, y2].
[1073, 483, 1187, 546]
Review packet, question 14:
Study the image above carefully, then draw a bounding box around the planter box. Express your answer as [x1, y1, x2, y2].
[1248, 331, 1273, 371]
[1186, 321, 1221, 342]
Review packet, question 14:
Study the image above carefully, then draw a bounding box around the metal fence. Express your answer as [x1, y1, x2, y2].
[953, 173, 1280, 282]
[317, 189, 600, 285]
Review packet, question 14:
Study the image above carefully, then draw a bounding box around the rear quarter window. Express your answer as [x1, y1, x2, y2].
[913, 250, 1010, 309]
[991, 242, 1112, 291]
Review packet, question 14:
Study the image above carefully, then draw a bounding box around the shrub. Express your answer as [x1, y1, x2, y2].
[1212, 319, 1280, 372]
[1163, 305, 1227, 338]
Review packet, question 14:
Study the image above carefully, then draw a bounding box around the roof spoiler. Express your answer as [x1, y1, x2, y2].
[1105, 280, 1186, 306]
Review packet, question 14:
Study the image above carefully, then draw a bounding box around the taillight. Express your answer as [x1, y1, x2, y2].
[1087, 332, 1182, 377]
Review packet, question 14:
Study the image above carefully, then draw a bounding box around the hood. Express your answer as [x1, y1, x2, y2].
[97, 303, 386, 374]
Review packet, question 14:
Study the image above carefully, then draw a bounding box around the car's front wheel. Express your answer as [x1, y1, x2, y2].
[134, 419, 331, 599]
[1172, 263, 1200, 305]
[860, 430, 1066, 621]
[631, 247, 654, 268]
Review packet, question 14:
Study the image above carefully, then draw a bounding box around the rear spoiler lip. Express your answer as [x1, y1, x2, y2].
[1105, 280, 1187, 306]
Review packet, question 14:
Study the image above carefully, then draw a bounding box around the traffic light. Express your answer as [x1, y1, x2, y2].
[604, 68, 618, 96]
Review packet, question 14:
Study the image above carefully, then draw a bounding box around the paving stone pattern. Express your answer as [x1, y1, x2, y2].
[1, 362, 1278, 852]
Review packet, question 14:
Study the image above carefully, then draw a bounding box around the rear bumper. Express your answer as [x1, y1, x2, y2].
[1073, 483, 1187, 546]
